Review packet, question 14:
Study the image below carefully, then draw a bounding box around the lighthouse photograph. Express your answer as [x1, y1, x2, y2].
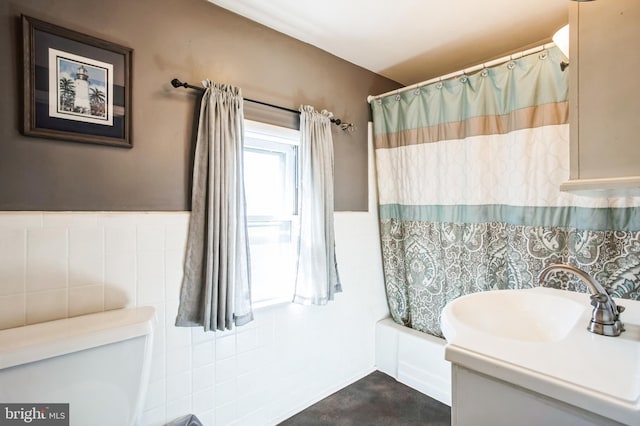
[48, 48, 114, 126]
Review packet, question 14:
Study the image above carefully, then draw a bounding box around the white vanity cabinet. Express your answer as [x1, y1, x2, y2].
[562, 0, 640, 193]
[451, 365, 623, 426]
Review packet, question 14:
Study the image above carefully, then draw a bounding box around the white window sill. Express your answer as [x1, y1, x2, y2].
[252, 297, 292, 312]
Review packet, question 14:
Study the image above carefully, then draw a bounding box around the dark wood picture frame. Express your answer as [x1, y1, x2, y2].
[22, 15, 132, 148]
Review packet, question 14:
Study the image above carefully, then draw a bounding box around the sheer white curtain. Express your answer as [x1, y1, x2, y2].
[176, 80, 253, 331]
[293, 105, 342, 305]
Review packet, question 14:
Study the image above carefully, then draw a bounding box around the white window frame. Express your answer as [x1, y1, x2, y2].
[244, 119, 300, 308]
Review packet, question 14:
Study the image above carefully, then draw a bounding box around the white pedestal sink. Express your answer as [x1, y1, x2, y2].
[441, 287, 640, 426]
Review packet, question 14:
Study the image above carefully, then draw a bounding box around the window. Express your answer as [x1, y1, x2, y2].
[243, 120, 299, 306]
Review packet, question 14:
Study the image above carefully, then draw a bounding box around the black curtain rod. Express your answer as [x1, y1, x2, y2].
[171, 78, 351, 128]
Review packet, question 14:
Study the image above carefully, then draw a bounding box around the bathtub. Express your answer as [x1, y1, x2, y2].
[375, 318, 451, 406]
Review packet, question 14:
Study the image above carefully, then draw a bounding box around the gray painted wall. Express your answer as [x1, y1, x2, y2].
[0, 0, 401, 211]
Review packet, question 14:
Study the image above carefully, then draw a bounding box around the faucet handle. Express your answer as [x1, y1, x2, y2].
[590, 293, 608, 307]
[617, 305, 626, 314]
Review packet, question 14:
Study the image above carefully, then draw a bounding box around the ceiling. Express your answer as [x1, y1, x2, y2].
[208, 0, 568, 87]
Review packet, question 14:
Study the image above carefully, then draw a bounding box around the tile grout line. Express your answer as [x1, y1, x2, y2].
[101, 223, 106, 312]
[22, 228, 28, 327]
[65, 225, 70, 318]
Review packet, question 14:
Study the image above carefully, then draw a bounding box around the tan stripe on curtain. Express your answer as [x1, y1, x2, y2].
[375, 101, 568, 149]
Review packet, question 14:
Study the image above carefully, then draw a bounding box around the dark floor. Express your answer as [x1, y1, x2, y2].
[279, 371, 451, 426]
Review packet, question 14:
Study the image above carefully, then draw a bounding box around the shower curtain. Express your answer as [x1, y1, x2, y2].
[371, 47, 640, 337]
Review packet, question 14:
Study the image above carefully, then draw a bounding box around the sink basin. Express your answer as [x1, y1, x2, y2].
[441, 286, 640, 425]
[442, 288, 585, 342]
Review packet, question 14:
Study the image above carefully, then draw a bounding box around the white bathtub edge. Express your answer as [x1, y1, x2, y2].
[375, 318, 452, 406]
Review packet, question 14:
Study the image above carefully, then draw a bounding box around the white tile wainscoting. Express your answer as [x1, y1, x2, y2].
[0, 212, 190, 328]
[0, 207, 388, 425]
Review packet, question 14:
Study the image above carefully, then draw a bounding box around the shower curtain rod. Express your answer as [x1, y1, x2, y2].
[367, 42, 556, 103]
[171, 78, 353, 130]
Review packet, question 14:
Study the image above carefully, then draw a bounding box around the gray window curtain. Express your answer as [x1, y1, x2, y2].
[293, 105, 342, 305]
[176, 80, 253, 331]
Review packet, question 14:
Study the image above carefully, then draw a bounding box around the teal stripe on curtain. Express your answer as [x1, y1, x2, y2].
[379, 204, 640, 233]
[372, 47, 568, 136]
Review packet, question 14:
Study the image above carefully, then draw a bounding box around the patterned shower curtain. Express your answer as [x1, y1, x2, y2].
[371, 47, 640, 337]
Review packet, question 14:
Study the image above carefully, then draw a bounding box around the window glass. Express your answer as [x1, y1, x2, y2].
[244, 120, 299, 306]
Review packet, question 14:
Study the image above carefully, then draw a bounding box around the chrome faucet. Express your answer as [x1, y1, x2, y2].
[538, 264, 625, 337]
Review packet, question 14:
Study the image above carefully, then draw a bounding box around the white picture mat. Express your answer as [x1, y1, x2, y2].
[48, 48, 114, 126]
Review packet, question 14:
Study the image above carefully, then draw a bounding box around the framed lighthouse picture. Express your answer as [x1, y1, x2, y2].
[22, 15, 132, 148]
